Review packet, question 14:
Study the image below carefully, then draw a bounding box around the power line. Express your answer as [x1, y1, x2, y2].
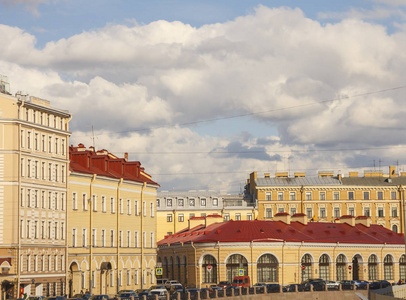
[73, 84, 406, 137]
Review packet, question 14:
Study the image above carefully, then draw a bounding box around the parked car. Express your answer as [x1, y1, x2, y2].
[253, 282, 267, 293]
[217, 281, 232, 289]
[156, 278, 169, 286]
[286, 284, 305, 292]
[225, 286, 240, 296]
[29, 297, 46, 300]
[165, 280, 179, 289]
[340, 280, 355, 290]
[265, 284, 285, 293]
[44, 297, 68, 300]
[169, 284, 184, 293]
[354, 280, 370, 289]
[303, 279, 326, 291]
[69, 295, 90, 300]
[369, 280, 391, 290]
[187, 288, 200, 300]
[326, 280, 340, 290]
[114, 291, 136, 300]
[90, 296, 109, 300]
[137, 291, 151, 299]
[232, 276, 250, 287]
[150, 289, 168, 300]
[148, 286, 166, 291]
[116, 292, 137, 300]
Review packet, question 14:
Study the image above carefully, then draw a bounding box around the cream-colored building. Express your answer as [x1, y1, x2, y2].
[0, 80, 71, 299]
[156, 192, 256, 241]
[68, 144, 159, 297]
[248, 166, 406, 233]
[157, 214, 406, 288]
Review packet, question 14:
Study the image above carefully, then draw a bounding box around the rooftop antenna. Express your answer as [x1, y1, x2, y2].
[373, 160, 376, 171]
[379, 159, 381, 172]
[91, 125, 96, 150]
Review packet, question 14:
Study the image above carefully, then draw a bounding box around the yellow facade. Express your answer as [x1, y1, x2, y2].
[0, 91, 71, 298]
[250, 168, 405, 233]
[157, 215, 406, 288]
[67, 148, 159, 297]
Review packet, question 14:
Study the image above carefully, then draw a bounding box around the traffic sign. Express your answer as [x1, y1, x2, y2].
[156, 268, 163, 276]
[301, 265, 305, 270]
[238, 269, 244, 276]
[207, 265, 212, 272]
[348, 265, 352, 270]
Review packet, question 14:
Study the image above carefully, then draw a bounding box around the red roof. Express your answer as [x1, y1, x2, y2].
[69, 144, 158, 186]
[157, 220, 404, 246]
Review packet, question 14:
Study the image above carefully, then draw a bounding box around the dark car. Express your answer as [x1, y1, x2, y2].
[303, 280, 326, 291]
[369, 280, 391, 290]
[253, 283, 267, 294]
[44, 297, 67, 300]
[340, 280, 355, 290]
[90, 296, 109, 300]
[137, 291, 151, 299]
[265, 284, 285, 293]
[217, 281, 231, 289]
[69, 295, 90, 300]
[117, 292, 137, 300]
[225, 286, 240, 296]
[186, 289, 200, 300]
[286, 284, 305, 292]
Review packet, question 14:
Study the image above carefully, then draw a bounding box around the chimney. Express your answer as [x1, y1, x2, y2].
[205, 215, 223, 227]
[389, 166, 397, 178]
[89, 146, 95, 153]
[355, 216, 371, 227]
[273, 212, 291, 224]
[264, 173, 270, 178]
[124, 152, 128, 161]
[291, 213, 308, 225]
[349, 172, 358, 177]
[340, 215, 355, 226]
[188, 217, 205, 230]
[294, 172, 305, 178]
[275, 172, 288, 178]
[338, 173, 342, 180]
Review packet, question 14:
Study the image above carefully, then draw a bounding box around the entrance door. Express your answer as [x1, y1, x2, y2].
[352, 257, 359, 280]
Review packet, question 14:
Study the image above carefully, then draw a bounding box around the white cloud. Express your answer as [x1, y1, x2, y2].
[2, 5, 406, 190]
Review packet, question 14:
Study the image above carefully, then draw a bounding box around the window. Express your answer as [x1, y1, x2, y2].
[277, 192, 283, 201]
[34, 221, 38, 238]
[378, 191, 383, 200]
[392, 207, 398, 217]
[21, 158, 25, 177]
[134, 232, 139, 248]
[306, 208, 312, 219]
[201, 213, 206, 217]
[61, 139, 65, 155]
[83, 194, 87, 211]
[110, 230, 114, 247]
[150, 202, 154, 217]
[333, 191, 340, 200]
[235, 213, 241, 220]
[320, 192, 326, 200]
[82, 229, 87, 247]
[127, 199, 131, 215]
[213, 198, 219, 206]
[265, 208, 272, 218]
[178, 199, 184, 206]
[178, 214, 184, 222]
[143, 231, 146, 248]
[266, 192, 271, 200]
[289, 192, 296, 200]
[156, 199, 160, 208]
[305, 192, 312, 200]
[27, 132, 31, 149]
[134, 200, 138, 215]
[41, 191, 45, 208]
[143, 201, 146, 217]
[21, 130, 25, 148]
[27, 189, 31, 207]
[119, 230, 123, 247]
[127, 231, 131, 247]
[42, 135, 45, 152]
[189, 213, 195, 218]
[101, 229, 106, 247]
[167, 199, 172, 207]
[127, 270, 131, 286]
[119, 198, 123, 214]
[92, 195, 97, 212]
[42, 162, 45, 179]
[27, 159, 31, 177]
[290, 208, 296, 215]
[391, 191, 397, 200]
[111, 197, 115, 213]
[189, 198, 195, 206]
[348, 191, 354, 200]
[150, 232, 154, 248]
[363, 192, 369, 200]
[224, 213, 230, 221]
[61, 165, 65, 182]
[61, 222, 65, 240]
[247, 213, 252, 220]
[364, 207, 371, 217]
[72, 229, 77, 247]
[378, 207, 384, 218]
[167, 214, 173, 222]
[55, 138, 58, 154]
[201, 198, 206, 206]
[34, 133, 38, 150]
[320, 208, 326, 218]
[349, 207, 355, 216]
[92, 229, 96, 246]
[48, 163, 52, 181]
[334, 207, 340, 218]
[101, 196, 106, 212]
[48, 136, 52, 153]
[278, 208, 284, 213]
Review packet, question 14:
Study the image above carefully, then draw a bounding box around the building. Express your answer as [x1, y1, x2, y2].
[157, 191, 256, 241]
[68, 144, 159, 297]
[157, 214, 406, 288]
[248, 166, 406, 233]
[0, 84, 71, 298]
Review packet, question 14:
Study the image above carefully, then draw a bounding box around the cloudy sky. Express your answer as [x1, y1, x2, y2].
[2, 0, 406, 193]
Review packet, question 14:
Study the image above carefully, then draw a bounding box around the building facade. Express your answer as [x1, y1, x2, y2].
[68, 145, 159, 297]
[157, 214, 406, 288]
[0, 87, 71, 299]
[248, 167, 406, 233]
[157, 191, 256, 241]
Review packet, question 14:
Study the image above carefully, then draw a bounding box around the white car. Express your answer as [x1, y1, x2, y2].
[150, 289, 168, 297]
[165, 280, 179, 289]
[326, 280, 340, 290]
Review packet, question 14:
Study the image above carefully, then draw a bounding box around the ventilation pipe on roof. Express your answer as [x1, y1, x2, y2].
[355, 216, 371, 227]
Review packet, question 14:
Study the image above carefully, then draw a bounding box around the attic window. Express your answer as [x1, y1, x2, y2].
[260, 229, 264, 233]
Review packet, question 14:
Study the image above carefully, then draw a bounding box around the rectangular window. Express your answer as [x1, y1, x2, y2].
[349, 207, 355, 216]
[333, 191, 340, 200]
[61, 165, 65, 182]
[320, 192, 326, 200]
[392, 207, 398, 217]
[247, 213, 252, 220]
[127, 199, 131, 215]
[119, 198, 123, 214]
[277, 192, 283, 201]
[265, 208, 272, 218]
[27, 159, 31, 177]
[150, 232, 154, 248]
[189, 198, 195, 206]
[201, 198, 206, 206]
[150, 202, 154, 217]
[235, 213, 241, 220]
[213, 198, 218, 206]
[178, 214, 184, 222]
[83, 194, 87, 210]
[101, 230, 106, 247]
[27, 189, 31, 207]
[101, 196, 106, 212]
[72, 229, 77, 247]
[143, 201, 146, 217]
[61, 139, 65, 155]
[320, 208, 326, 218]
[42, 135, 45, 152]
[189, 213, 195, 218]
[278, 208, 284, 213]
[306, 208, 313, 219]
[305, 192, 312, 200]
[119, 230, 123, 247]
[82, 229, 87, 247]
[127, 231, 131, 247]
[167, 214, 173, 222]
[391, 191, 397, 200]
[34, 133, 38, 150]
[111, 197, 115, 213]
[289, 192, 296, 200]
[73, 193, 77, 210]
[348, 191, 354, 200]
[201, 213, 206, 217]
[134, 200, 138, 215]
[92, 229, 96, 246]
[334, 207, 340, 218]
[156, 199, 160, 208]
[378, 207, 384, 218]
[48, 136, 52, 153]
[61, 222, 65, 240]
[224, 213, 230, 221]
[134, 232, 138, 248]
[265, 192, 271, 200]
[92, 195, 97, 212]
[42, 162, 45, 180]
[364, 207, 371, 217]
[363, 192, 370, 200]
[143, 232, 146, 249]
[378, 191, 384, 200]
[110, 230, 114, 247]
[290, 208, 296, 215]
[167, 199, 172, 207]
[179, 198, 184, 206]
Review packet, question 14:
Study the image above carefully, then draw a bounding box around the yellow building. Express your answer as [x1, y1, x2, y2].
[0, 81, 71, 298]
[157, 214, 406, 288]
[248, 166, 405, 233]
[67, 144, 159, 297]
[156, 192, 256, 241]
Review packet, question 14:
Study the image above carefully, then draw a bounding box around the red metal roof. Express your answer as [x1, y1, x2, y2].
[157, 220, 404, 246]
[69, 144, 158, 186]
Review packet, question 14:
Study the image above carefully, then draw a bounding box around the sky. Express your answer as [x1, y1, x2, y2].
[1, 0, 406, 193]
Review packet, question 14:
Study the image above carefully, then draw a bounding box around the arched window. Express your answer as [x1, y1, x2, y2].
[202, 255, 217, 283]
[368, 255, 378, 281]
[168, 257, 173, 280]
[392, 225, 398, 233]
[384, 255, 393, 280]
[319, 254, 330, 281]
[182, 256, 187, 286]
[257, 254, 278, 282]
[175, 256, 181, 282]
[301, 254, 312, 283]
[226, 254, 248, 282]
[163, 257, 168, 278]
[336, 254, 347, 281]
[400, 255, 406, 281]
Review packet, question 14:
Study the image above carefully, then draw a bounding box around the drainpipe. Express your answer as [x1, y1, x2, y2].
[191, 242, 198, 288]
[250, 241, 253, 284]
[117, 178, 123, 293]
[300, 186, 304, 214]
[282, 241, 285, 286]
[140, 182, 146, 289]
[89, 174, 96, 294]
[217, 241, 220, 283]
